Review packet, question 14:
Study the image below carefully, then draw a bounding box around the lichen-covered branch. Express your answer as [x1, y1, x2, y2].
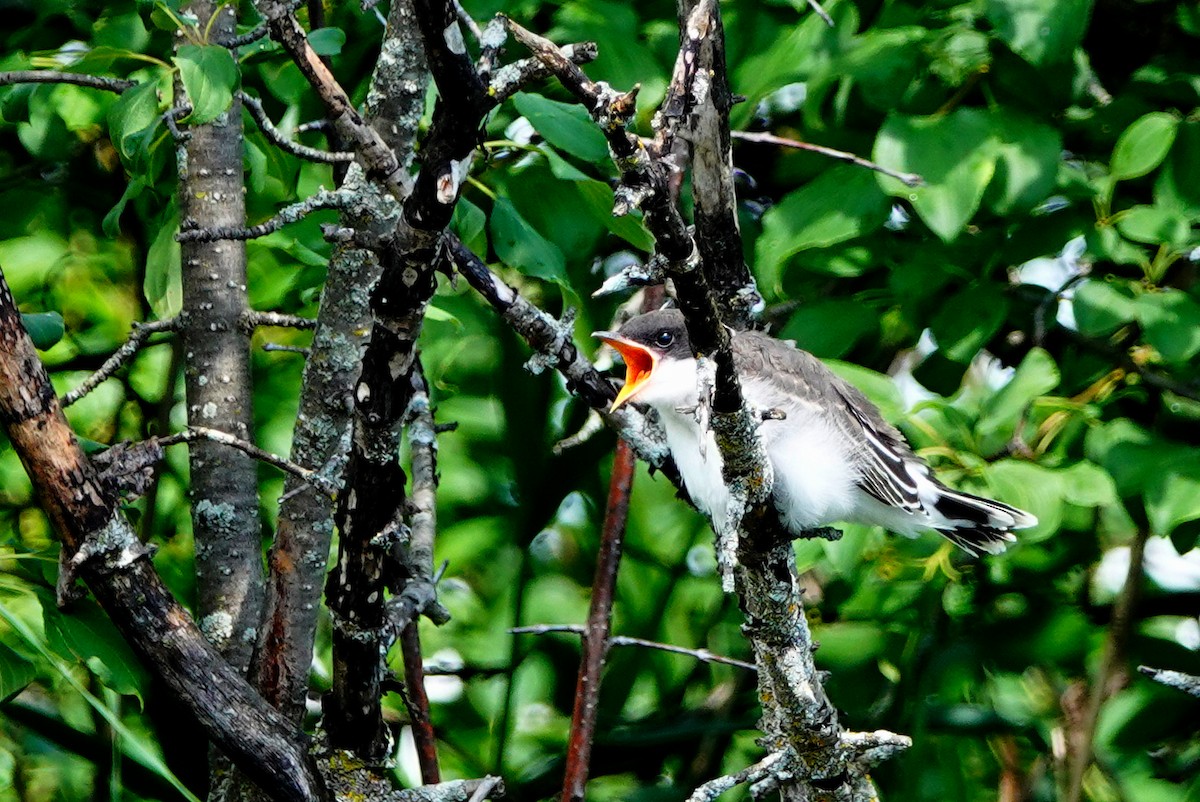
[251, 0, 428, 728]
[672, 0, 761, 328]
[62, 318, 178, 407]
[1138, 666, 1200, 698]
[253, 0, 412, 198]
[0, 268, 325, 802]
[324, 0, 495, 761]
[0, 70, 136, 93]
[507, 13, 910, 799]
[176, 0, 264, 671]
[239, 90, 355, 164]
[177, 189, 355, 242]
[448, 236, 673, 470]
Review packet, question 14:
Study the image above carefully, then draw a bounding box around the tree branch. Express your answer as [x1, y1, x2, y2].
[61, 318, 178, 407]
[560, 439, 635, 802]
[177, 189, 355, 242]
[251, 0, 430, 729]
[1065, 528, 1149, 802]
[506, 14, 910, 798]
[0, 71, 136, 93]
[0, 268, 326, 802]
[176, 0, 264, 672]
[1137, 666, 1200, 698]
[667, 0, 761, 327]
[732, 130, 924, 187]
[509, 625, 755, 672]
[253, 0, 412, 198]
[239, 90, 355, 164]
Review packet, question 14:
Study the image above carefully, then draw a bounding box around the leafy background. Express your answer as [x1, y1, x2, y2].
[1, 0, 1198, 800]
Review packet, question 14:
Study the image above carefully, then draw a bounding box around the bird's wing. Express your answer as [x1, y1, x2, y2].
[732, 331, 922, 511]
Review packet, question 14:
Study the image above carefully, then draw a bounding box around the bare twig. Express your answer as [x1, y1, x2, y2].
[0, 71, 136, 93]
[158, 427, 337, 494]
[465, 775, 503, 802]
[732, 130, 924, 187]
[225, 20, 269, 48]
[450, 0, 482, 41]
[239, 90, 355, 163]
[62, 318, 179, 407]
[804, 0, 834, 27]
[242, 310, 317, 331]
[178, 188, 354, 242]
[1137, 666, 1200, 698]
[510, 625, 754, 671]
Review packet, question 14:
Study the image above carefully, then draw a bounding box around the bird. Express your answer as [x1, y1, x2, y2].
[594, 309, 1037, 555]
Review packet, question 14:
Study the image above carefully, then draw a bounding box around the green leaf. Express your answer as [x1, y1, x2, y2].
[987, 111, 1062, 214]
[977, 347, 1059, 453]
[41, 597, 148, 700]
[779, 299, 878, 358]
[102, 176, 147, 237]
[174, 44, 238, 125]
[1060, 461, 1118, 508]
[930, 284, 1009, 363]
[874, 109, 998, 242]
[145, 206, 181, 317]
[0, 642, 36, 703]
[1111, 112, 1179, 181]
[1134, 290, 1200, 363]
[1072, 279, 1137, 337]
[489, 197, 567, 285]
[512, 93, 609, 165]
[1085, 419, 1200, 495]
[19, 312, 65, 350]
[307, 27, 346, 56]
[1115, 205, 1193, 250]
[755, 165, 890, 291]
[453, 197, 487, 256]
[573, 178, 654, 251]
[1154, 121, 1200, 214]
[106, 80, 161, 166]
[1145, 473, 1200, 542]
[985, 0, 1093, 66]
[811, 621, 885, 668]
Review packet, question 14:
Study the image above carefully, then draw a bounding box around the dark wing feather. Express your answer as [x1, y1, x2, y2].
[732, 331, 921, 511]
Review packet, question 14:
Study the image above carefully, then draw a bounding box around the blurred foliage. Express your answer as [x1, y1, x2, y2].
[1, 0, 1199, 800]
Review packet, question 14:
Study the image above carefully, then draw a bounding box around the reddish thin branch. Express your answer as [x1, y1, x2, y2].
[401, 622, 441, 784]
[560, 439, 636, 802]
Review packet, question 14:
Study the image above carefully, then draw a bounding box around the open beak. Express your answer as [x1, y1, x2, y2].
[594, 332, 656, 411]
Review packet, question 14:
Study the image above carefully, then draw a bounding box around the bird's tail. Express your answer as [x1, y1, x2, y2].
[928, 483, 1038, 556]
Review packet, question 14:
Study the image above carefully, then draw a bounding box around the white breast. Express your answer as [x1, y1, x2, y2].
[643, 369, 861, 534]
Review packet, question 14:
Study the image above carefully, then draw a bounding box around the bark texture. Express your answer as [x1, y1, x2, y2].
[177, 0, 264, 671]
[0, 268, 325, 802]
[251, 0, 429, 726]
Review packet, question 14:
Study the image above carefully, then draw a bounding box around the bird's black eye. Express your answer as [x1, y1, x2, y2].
[654, 330, 674, 348]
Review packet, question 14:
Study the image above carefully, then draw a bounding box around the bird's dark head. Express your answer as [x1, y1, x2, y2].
[594, 309, 693, 411]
